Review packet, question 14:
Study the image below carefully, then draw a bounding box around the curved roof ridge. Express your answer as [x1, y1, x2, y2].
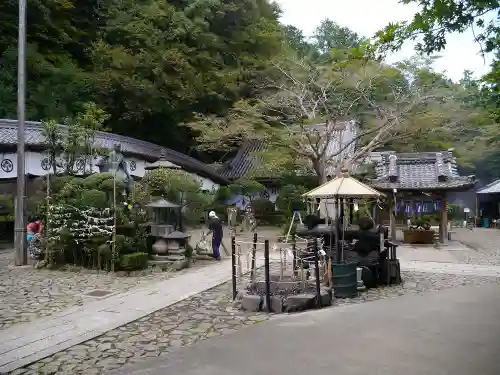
[0, 119, 228, 184]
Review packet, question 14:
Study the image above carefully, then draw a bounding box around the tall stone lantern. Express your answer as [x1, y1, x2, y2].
[145, 148, 184, 231]
[146, 199, 190, 271]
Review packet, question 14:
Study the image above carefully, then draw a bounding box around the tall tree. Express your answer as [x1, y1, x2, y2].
[313, 19, 365, 54]
[375, 0, 499, 56]
[282, 25, 315, 57]
[186, 52, 472, 183]
[0, 0, 284, 154]
[375, 0, 500, 180]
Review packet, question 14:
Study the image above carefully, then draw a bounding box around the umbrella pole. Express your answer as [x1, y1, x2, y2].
[335, 196, 341, 263]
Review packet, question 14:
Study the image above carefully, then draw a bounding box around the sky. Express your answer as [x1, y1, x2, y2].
[276, 0, 494, 82]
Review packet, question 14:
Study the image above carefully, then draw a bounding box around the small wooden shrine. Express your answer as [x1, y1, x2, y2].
[370, 151, 476, 243]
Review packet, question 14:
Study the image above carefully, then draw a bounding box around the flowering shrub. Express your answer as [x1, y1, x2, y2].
[47, 204, 113, 243]
[46, 204, 114, 267]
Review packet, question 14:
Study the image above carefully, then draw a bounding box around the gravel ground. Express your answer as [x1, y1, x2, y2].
[11, 271, 500, 375]
[0, 228, 281, 331]
[451, 228, 500, 266]
[0, 250, 215, 331]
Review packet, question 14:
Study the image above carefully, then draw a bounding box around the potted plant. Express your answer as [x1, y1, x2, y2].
[403, 216, 435, 244]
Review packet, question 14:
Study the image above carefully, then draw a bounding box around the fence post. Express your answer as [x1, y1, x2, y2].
[250, 232, 257, 283]
[231, 236, 237, 300]
[314, 239, 322, 308]
[264, 239, 272, 312]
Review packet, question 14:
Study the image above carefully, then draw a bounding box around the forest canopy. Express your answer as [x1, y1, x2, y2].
[1, 0, 499, 180]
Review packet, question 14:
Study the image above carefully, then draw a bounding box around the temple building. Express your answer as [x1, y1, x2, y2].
[370, 151, 476, 243]
[0, 119, 229, 196]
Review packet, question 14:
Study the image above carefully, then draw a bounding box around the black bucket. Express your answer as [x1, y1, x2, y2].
[332, 261, 358, 298]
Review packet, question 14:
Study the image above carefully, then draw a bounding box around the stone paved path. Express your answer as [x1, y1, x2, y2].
[4, 226, 500, 374]
[10, 270, 500, 375]
[451, 228, 500, 265]
[0, 256, 246, 373]
[0, 251, 216, 331]
[0, 226, 273, 331]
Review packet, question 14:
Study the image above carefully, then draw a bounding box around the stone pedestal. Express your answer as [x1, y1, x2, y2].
[149, 231, 191, 271]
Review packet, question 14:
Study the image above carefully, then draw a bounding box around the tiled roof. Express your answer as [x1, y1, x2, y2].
[477, 179, 500, 194]
[0, 119, 229, 184]
[219, 121, 358, 180]
[219, 139, 267, 179]
[370, 151, 475, 191]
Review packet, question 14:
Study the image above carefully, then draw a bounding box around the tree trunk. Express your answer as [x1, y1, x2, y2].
[312, 159, 327, 184]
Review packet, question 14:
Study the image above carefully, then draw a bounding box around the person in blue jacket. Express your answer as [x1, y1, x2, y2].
[207, 211, 223, 261]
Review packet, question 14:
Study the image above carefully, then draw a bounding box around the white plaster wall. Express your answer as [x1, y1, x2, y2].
[0, 152, 220, 191]
[196, 176, 219, 192]
[226, 186, 278, 209]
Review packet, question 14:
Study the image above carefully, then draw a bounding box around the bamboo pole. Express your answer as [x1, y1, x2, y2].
[111, 173, 117, 272]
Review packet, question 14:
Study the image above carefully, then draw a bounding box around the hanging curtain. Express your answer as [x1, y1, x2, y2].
[404, 201, 411, 216]
[435, 200, 441, 211]
[423, 201, 432, 213]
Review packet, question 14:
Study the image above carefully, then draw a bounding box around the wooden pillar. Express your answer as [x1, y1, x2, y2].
[410, 197, 415, 220]
[389, 195, 397, 241]
[348, 198, 354, 224]
[439, 194, 448, 244]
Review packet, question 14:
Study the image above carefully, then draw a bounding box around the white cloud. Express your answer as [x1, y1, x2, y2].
[276, 0, 493, 81]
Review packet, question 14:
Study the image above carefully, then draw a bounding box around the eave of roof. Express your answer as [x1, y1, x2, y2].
[0, 119, 229, 185]
[370, 179, 476, 191]
[371, 151, 476, 191]
[477, 179, 500, 194]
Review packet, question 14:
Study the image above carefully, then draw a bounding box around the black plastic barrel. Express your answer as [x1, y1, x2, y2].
[332, 261, 358, 298]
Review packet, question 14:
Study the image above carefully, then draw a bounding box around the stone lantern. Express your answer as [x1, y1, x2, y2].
[147, 198, 180, 239]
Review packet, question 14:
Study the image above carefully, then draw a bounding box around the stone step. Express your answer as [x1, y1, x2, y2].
[168, 249, 186, 255]
[165, 254, 186, 261]
[153, 255, 186, 262]
[148, 258, 189, 271]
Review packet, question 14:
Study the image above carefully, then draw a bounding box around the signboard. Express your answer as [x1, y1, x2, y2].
[464, 208, 470, 213]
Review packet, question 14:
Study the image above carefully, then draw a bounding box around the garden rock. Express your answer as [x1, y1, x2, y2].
[283, 293, 316, 312]
[241, 293, 262, 312]
[320, 288, 333, 306]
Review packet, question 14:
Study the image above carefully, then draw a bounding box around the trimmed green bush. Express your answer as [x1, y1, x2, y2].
[251, 198, 275, 217]
[100, 178, 126, 192]
[82, 172, 114, 190]
[120, 252, 149, 271]
[185, 243, 194, 258]
[81, 189, 107, 208]
[114, 234, 126, 253]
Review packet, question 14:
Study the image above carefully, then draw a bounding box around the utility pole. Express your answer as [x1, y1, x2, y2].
[14, 0, 27, 266]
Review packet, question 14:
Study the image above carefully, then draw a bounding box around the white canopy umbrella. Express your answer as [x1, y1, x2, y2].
[303, 175, 384, 199]
[302, 174, 384, 264]
[303, 173, 384, 223]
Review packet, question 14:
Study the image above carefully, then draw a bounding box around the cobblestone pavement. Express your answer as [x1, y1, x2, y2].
[0, 250, 217, 331]
[0, 227, 280, 331]
[12, 271, 500, 375]
[451, 228, 500, 266]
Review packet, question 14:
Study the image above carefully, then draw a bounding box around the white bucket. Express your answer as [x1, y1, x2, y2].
[356, 267, 363, 286]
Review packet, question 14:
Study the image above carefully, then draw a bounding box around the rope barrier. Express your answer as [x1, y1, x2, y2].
[235, 240, 267, 246]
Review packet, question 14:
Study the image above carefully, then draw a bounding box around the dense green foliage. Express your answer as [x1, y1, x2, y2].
[0, 0, 283, 152]
[1, 0, 498, 180]
[376, 0, 500, 180]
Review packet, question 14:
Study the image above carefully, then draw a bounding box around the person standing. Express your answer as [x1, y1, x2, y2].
[207, 211, 223, 261]
[26, 218, 44, 261]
